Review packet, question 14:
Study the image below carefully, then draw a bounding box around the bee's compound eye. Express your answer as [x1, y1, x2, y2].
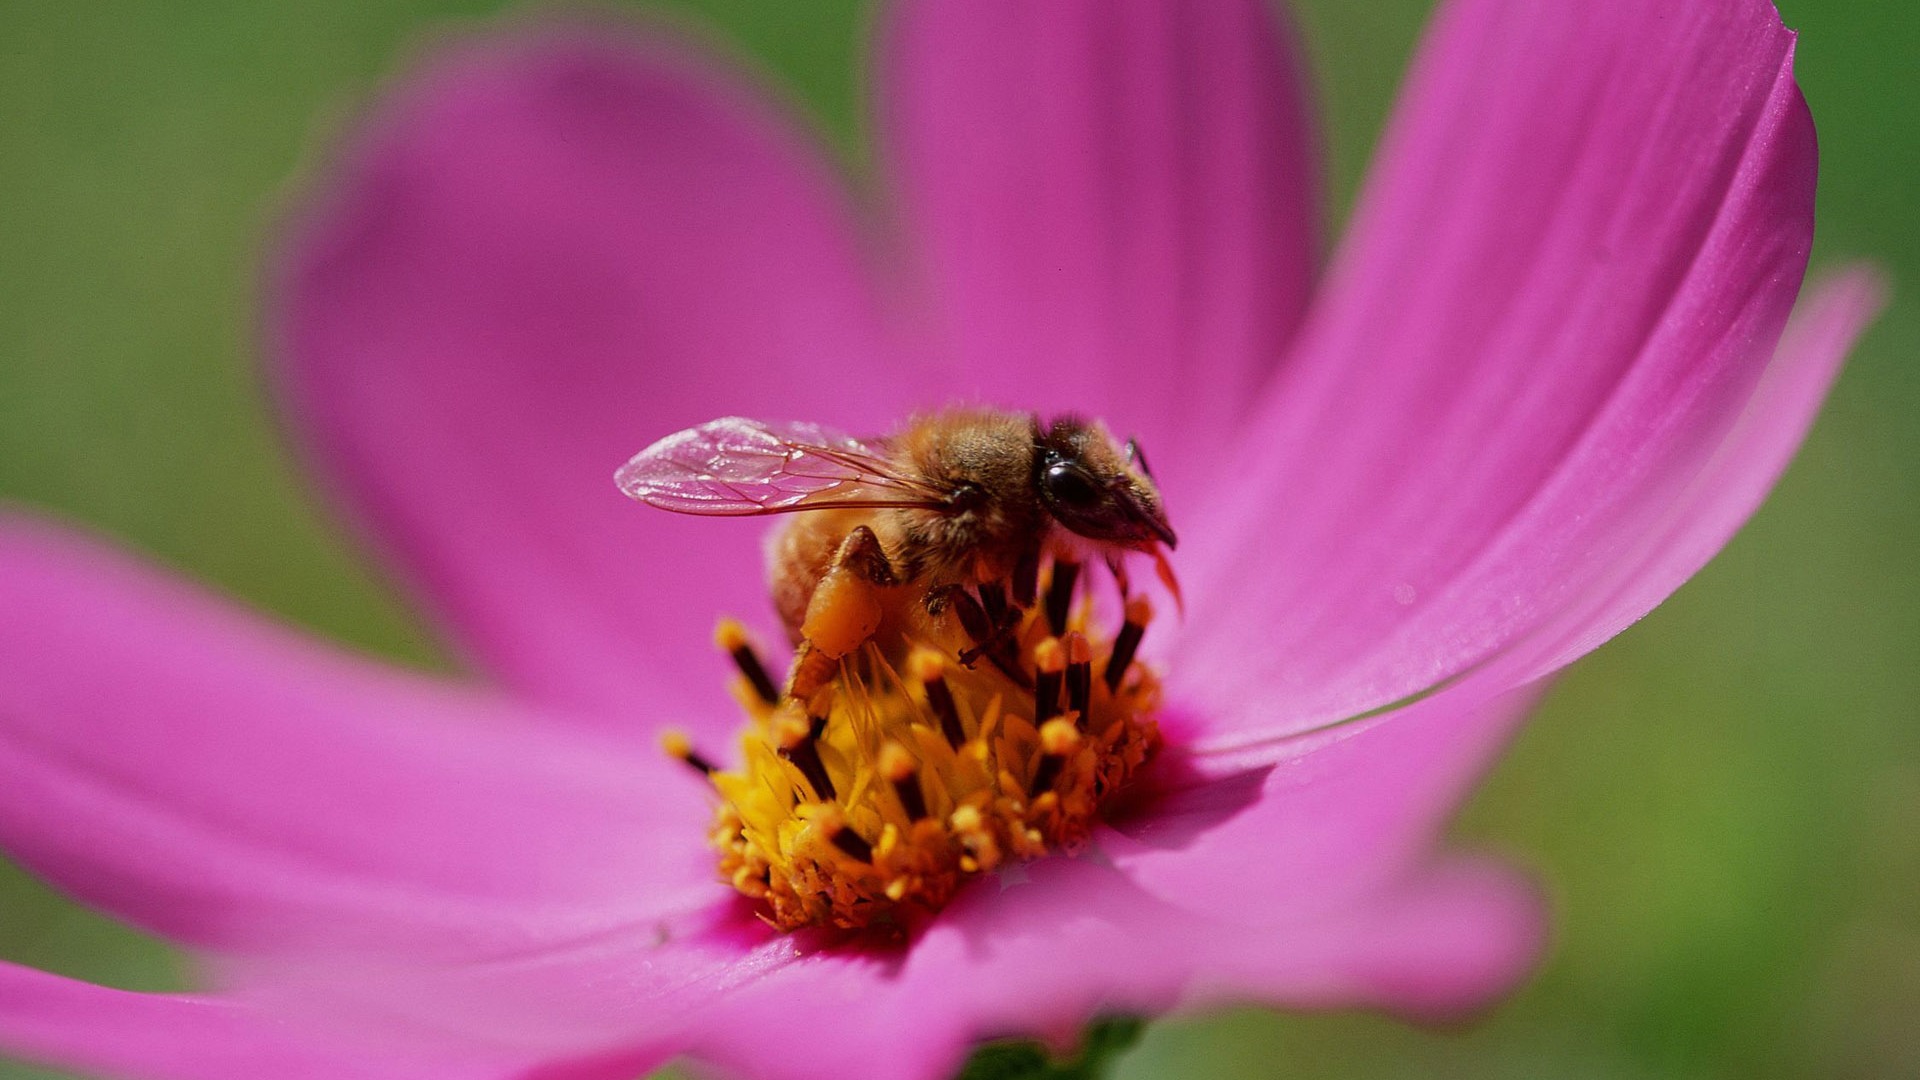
[1043, 462, 1102, 508]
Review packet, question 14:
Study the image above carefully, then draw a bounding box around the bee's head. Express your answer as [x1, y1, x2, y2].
[1033, 417, 1176, 550]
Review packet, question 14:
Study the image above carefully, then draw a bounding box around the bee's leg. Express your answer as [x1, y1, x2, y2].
[787, 526, 898, 704]
[940, 583, 1032, 688]
[944, 587, 994, 657]
[976, 581, 1034, 674]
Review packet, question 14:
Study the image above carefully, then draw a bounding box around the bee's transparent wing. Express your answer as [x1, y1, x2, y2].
[617, 417, 948, 515]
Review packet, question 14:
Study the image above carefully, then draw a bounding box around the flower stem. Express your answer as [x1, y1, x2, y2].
[952, 1017, 1145, 1080]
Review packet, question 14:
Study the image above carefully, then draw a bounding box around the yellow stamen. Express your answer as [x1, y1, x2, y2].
[661, 728, 694, 759]
[688, 559, 1162, 931]
[1039, 717, 1081, 757]
[713, 619, 751, 653]
[878, 740, 917, 782]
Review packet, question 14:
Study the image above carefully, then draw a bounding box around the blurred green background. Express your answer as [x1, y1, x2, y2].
[1, 1, 1913, 1077]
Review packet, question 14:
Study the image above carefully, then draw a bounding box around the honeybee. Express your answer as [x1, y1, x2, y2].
[617, 409, 1176, 700]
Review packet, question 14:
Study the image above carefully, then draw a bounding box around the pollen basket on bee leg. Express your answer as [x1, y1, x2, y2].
[670, 559, 1163, 932]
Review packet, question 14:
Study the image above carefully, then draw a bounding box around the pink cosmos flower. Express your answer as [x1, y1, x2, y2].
[0, 0, 1884, 1077]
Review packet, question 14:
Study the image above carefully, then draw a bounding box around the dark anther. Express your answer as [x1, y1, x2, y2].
[1012, 548, 1040, 609]
[1065, 639, 1092, 726]
[992, 646, 1035, 689]
[830, 826, 874, 863]
[1030, 753, 1064, 794]
[1045, 561, 1080, 636]
[729, 641, 780, 706]
[892, 774, 928, 821]
[979, 582, 1010, 631]
[1105, 619, 1147, 693]
[671, 744, 717, 776]
[1035, 670, 1063, 724]
[925, 672, 966, 748]
[780, 715, 837, 801]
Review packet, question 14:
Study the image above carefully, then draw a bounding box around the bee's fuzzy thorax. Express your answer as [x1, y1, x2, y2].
[887, 409, 1045, 586]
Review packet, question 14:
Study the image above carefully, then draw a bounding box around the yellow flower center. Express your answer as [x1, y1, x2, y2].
[665, 561, 1162, 932]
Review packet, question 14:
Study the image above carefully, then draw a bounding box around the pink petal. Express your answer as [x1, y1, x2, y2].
[211, 821, 1540, 1080]
[221, 667, 1545, 1076]
[877, 0, 1320, 499]
[1106, 682, 1546, 923]
[1174, 0, 1839, 745]
[0, 515, 721, 961]
[1471, 268, 1887, 687]
[157, 674, 1546, 1078]
[676, 861, 1197, 1080]
[210, 920, 733, 1074]
[1190, 266, 1880, 760]
[208, 865, 1170, 1080]
[1204, 856, 1546, 1021]
[676, 855, 1539, 1080]
[270, 26, 912, 731]
[0, 962, 520, 1080]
